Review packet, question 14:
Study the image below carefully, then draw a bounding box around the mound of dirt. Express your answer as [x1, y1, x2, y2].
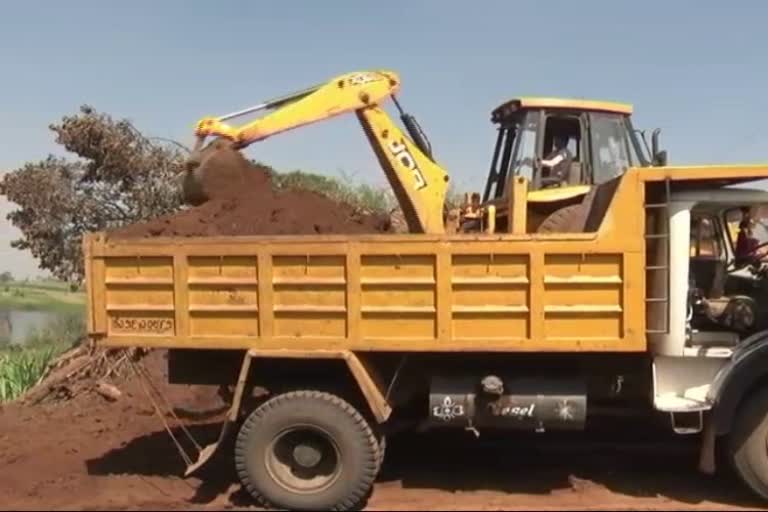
[108, 140, 391, 239]
[182, 138, 272, 204]
[0, 348, 232, 510]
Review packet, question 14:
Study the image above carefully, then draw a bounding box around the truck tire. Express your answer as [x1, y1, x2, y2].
[235, 390, 380, 511]
[729, 387, 768, 500]
[536, 204, 587, 234]
[375, 435, 387, 474]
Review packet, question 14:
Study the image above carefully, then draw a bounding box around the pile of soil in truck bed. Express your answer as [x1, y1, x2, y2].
[108, 140, 391, 239]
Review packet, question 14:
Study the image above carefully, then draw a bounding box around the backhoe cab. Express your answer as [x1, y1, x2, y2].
[474, 97, 667, 233]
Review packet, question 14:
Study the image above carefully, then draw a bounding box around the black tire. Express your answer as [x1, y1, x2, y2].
[729, 387, 768, 501]
[536, 204, 587, 234]
[375, 435, 387, 474]
[235, 390, 379, 511]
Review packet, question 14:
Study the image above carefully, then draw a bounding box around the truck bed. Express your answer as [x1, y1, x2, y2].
[83, 230, 646, 353]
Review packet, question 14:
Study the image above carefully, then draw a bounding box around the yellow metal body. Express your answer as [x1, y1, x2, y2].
[193, 70, 448, 234]
[527, 185, 592, 204]
[195, 70, 400, 144]
[356, 106, 449, 234]
[493, 97, 633, 118]
[85, 164, 768, 355]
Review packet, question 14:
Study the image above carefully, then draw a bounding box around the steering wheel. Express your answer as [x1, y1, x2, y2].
[729, 240, 768, 273]
[743, 240, 768, 260]
[540, 176, 562, 186]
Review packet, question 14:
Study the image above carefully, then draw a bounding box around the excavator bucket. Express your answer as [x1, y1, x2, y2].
[179, 163, 208, 206]
[179, 138, 260, 206]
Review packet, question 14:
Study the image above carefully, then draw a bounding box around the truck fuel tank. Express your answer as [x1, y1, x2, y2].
[429, 376, 587, 432]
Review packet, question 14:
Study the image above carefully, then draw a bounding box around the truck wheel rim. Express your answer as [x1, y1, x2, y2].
[265, 425, 342, 494]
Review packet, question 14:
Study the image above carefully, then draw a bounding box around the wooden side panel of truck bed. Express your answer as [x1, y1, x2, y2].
[84, 226, 647, 353]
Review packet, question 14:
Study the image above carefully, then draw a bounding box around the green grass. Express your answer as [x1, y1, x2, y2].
[269, 168, 396, 214]
[0, 312, 85, 402]
[0, 282, 85, 313]
[13, 280, 75, 292]
[0, 345, 59, 402]
[267, 167, 468, 215]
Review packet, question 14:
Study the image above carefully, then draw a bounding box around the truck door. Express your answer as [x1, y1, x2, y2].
[689, 213, 726, 298]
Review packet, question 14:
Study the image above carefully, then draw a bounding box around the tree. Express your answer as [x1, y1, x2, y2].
[0, 106, 185, 283]
[0, 272, 13, 284]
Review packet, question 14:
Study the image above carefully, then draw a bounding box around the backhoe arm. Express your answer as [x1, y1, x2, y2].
[192, 70, 449, 234]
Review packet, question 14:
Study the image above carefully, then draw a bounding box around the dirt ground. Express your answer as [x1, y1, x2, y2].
[0, 350, 765, 511]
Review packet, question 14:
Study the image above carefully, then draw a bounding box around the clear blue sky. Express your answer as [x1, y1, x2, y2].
[1, 1, 767, 276]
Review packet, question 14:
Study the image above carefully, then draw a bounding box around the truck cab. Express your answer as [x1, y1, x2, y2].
[688, 193, 768, 337]
[652, 188, 768, 354]
[650, 188, 768, 424]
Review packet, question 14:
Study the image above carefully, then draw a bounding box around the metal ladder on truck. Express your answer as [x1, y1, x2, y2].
[645, 177, 671, 335]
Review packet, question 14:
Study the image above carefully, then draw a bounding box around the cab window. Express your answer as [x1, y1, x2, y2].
[590, 113, 630, 184]
[510, 120, 537, 183]
[543, 115, 581, 162]
[690, 215, 723, 259]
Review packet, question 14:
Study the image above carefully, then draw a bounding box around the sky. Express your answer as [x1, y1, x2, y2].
[1, 1, 767, 277]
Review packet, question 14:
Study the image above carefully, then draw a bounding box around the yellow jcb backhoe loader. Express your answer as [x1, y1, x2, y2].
[182, 70, 667, 234]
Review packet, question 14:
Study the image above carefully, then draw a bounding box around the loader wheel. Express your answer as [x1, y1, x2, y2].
[536, 204, 587, 234]
[729, 387, 768, 501]
[235, 390, 380, 511]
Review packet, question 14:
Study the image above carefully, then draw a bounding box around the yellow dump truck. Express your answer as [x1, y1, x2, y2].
[83, 83, 768, 511]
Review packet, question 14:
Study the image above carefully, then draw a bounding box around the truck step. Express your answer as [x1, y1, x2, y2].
[654, 393, 711, 413]
[670, 411, 704, 435]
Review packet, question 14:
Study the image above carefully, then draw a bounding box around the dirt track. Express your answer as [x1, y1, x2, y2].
[0, 352, 764, 511]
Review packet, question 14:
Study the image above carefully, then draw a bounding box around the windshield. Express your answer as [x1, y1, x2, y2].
[484, 111, 538, 201]
[509, 114, 538, 182]
[590, 113, 632, 183]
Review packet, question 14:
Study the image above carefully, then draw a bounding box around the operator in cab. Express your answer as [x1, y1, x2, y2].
[735, 207, 768, 265]
[537, 135, 573, 187]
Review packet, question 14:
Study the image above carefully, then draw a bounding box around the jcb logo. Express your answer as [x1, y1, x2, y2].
[347, 73, 380, 86]
[388, 140, 428, 190]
